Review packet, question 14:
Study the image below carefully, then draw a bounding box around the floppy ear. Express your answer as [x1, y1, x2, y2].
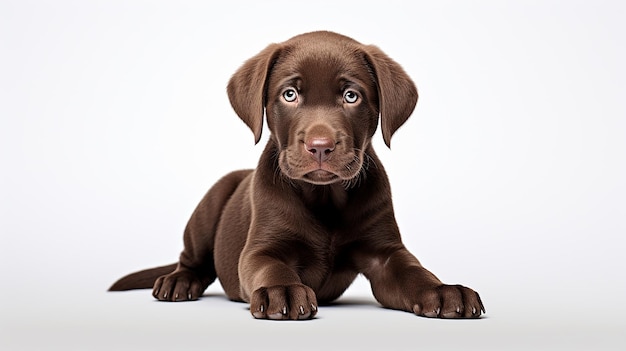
[227, 44, 282, 144]
[364, 45, 418, 148]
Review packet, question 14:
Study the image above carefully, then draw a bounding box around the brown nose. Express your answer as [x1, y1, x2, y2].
[305, 137, 335, 163]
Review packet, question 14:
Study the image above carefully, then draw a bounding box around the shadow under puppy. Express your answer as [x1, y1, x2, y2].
[110, 31, 485, 320]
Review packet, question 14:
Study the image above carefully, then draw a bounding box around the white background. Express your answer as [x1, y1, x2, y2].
[2, 1, 625, 350]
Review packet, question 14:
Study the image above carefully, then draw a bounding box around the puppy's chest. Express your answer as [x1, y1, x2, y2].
[303, 189, 358, 230]
[295, 228, 359, 293]
[305, 215, 360, 269]
[298, 190, 364, 268]
[309, 205, 344, 230]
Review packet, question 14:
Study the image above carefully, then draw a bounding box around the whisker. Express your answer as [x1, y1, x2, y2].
[341, 149, 369, 189]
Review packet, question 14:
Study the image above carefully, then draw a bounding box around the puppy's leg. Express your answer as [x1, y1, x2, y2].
[363, 248, 485, 319]
[153, 170, 251, 301]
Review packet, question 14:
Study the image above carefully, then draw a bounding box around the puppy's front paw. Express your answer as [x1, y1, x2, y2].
[152, 270, 205, 302]
[250, 284, 318, 320]
[412, 284, 485, 319]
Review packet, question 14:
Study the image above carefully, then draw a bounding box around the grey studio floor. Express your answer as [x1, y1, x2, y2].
[2, 1, 625, 350]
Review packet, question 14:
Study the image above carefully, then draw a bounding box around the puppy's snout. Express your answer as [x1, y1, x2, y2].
[305, 137, 335, 163]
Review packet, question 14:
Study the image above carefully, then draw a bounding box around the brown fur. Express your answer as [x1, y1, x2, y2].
[109, 31, 485, 320]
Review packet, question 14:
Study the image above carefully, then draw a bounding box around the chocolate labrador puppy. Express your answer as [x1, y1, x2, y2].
[110, 31, 485, 320]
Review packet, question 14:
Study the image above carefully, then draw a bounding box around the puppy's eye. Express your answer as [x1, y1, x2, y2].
[343, 90, 359, 104]
[283, 88, 298, 102]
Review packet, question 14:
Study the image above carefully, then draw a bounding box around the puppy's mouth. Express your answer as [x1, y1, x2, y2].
[302, 169, 340, 185]
[278, 142, 365, 186]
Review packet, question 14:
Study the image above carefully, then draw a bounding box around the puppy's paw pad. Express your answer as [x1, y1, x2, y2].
[423, 307, 440, 318]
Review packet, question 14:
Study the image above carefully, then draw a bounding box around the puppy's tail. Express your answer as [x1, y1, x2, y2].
[108, 263, 177, 291]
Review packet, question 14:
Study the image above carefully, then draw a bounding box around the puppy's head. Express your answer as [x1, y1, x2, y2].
[227, 31, 417, 185]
